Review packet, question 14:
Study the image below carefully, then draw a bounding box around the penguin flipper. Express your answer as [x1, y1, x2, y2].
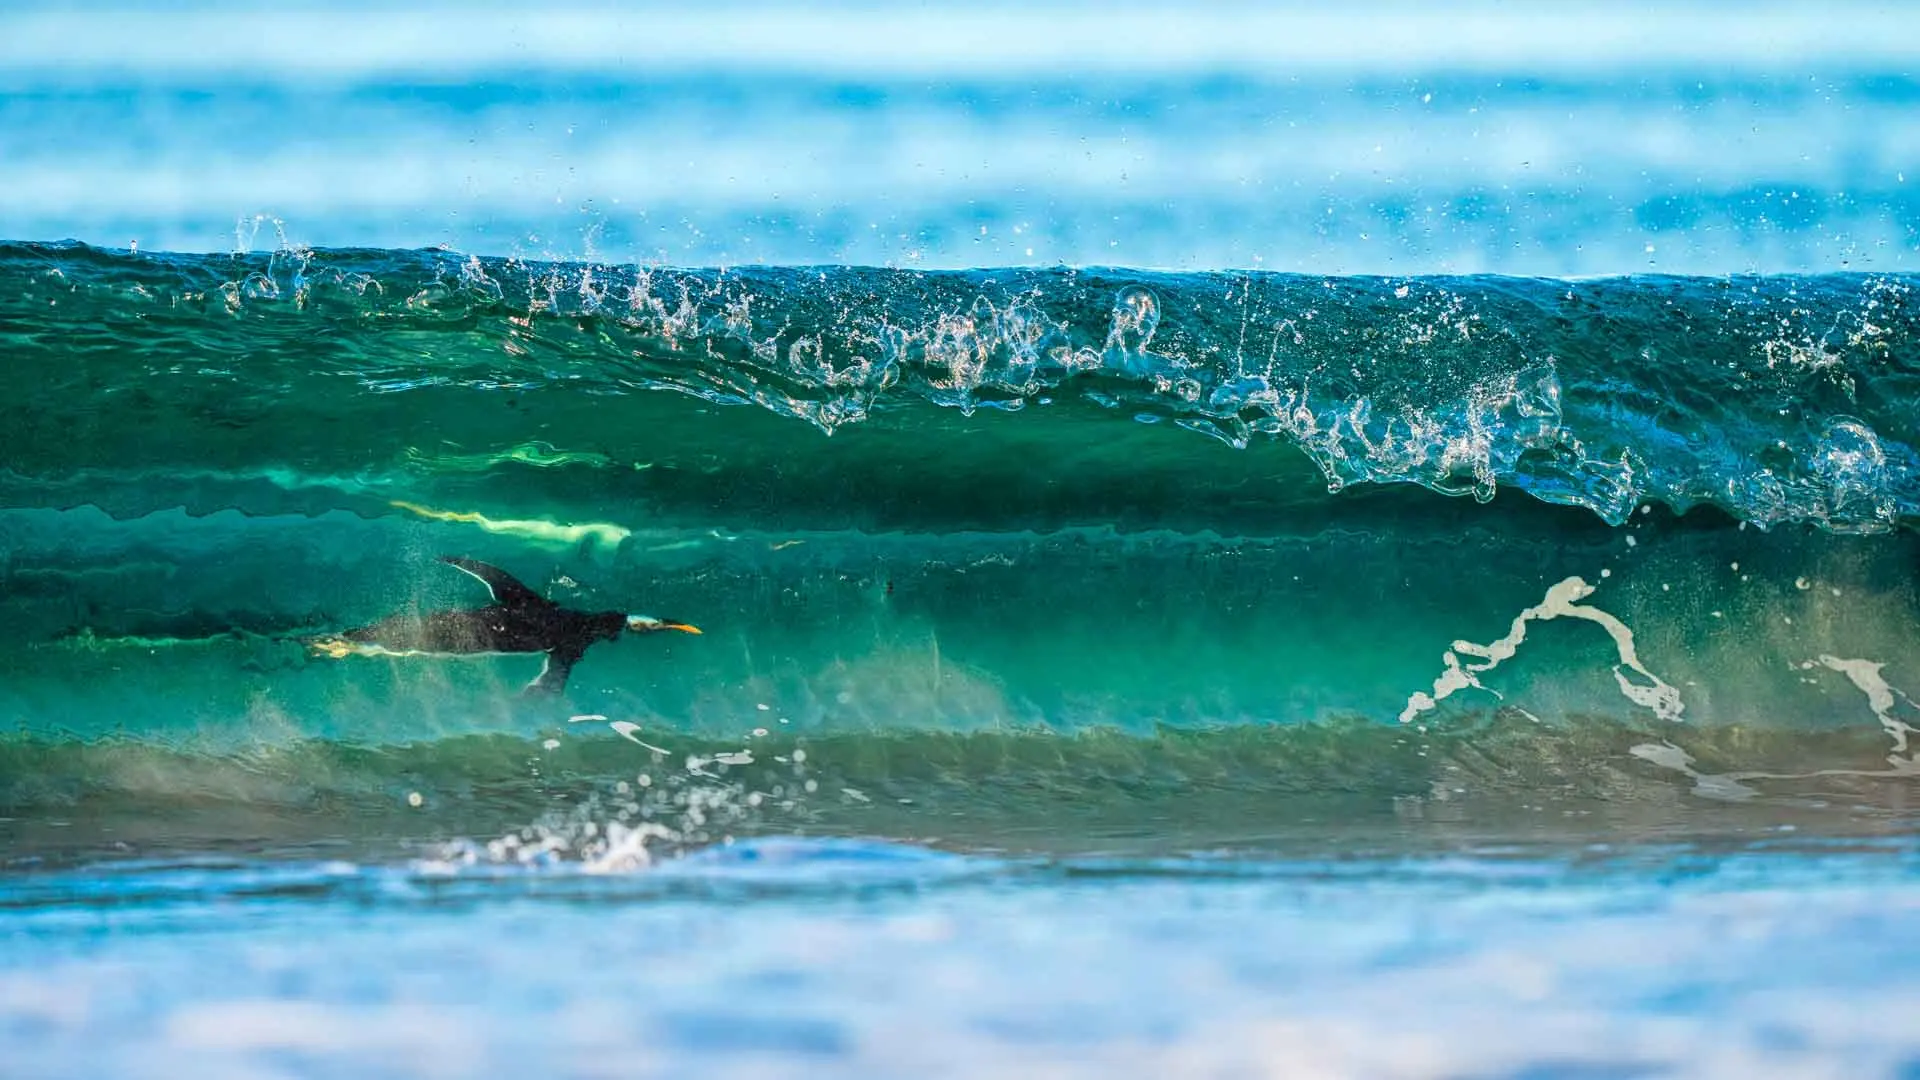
[524, 648, 582, 696]
[440, 556, 549, 609]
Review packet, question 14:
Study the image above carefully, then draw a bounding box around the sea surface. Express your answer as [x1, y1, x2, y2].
[6, 3, 1920, 1077]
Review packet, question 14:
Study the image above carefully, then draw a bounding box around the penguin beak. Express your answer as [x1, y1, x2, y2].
[627, 615, 702, 635]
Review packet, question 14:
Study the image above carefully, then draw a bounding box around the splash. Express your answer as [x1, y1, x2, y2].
[9, 246, 1920, 533]
[418, 726, 815, 875]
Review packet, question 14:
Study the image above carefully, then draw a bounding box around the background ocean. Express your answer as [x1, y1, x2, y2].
[7, 2, 1920, 1076]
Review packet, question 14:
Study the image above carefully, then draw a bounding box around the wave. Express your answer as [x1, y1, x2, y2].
[3, 499, 1917, 734]
[10, 711, 1920, 868]
[3, 242, 1918, 532]
[7, 241, 1920, 858]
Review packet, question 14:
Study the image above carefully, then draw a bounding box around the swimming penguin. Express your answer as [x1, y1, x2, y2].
[307, 556, 700, 694]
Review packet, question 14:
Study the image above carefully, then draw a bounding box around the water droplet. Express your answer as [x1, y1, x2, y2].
[1106, 286, 1160, 369]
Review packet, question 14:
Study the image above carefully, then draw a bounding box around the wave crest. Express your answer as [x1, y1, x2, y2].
[5, 242, 1918, 530]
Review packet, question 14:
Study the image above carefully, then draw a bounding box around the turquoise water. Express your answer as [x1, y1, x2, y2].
[7, 4, 1920, 1076]
[11, 843, 1920, 1078]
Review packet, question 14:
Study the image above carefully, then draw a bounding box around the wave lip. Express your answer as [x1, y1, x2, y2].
[4, 243, 1917, 532]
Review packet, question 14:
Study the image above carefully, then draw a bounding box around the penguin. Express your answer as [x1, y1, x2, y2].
[307, 556, 700, 694]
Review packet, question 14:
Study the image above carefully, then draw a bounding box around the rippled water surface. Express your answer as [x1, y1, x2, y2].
[12, 842, 1920, 1079]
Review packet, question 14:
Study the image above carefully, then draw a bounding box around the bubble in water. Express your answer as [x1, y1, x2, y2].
[1814, 417, 1894, 532]
[1104, 286, 1160, 374]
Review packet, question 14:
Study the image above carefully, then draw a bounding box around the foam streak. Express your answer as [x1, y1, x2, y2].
[1401, 576, 1685, 725]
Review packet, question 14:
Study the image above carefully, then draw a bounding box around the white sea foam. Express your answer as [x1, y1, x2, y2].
[15, 856, 1920, 1079]
[1815, 655, 1920, 756]
[608, 720, 670, 756]
[1401, 575, 1684, 726]
[1628, 742, 1759, 802]
[1632, 658, 1920, 799]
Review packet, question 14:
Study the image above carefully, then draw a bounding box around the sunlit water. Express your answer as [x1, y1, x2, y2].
[12, 842, 1920, 1079]
[6, 2, 1920, 1076]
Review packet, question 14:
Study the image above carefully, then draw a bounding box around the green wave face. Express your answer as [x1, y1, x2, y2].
[4, 243, 1920, 860]
[5, 244, 1918, 531]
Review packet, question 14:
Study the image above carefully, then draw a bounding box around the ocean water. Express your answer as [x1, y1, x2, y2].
[7, 3, 1920, 1077]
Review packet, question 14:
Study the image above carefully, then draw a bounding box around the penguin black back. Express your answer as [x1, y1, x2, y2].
[308, 556, 702, 694]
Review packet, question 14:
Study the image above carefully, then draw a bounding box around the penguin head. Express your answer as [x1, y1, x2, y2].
[626, 614, 703, 636]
